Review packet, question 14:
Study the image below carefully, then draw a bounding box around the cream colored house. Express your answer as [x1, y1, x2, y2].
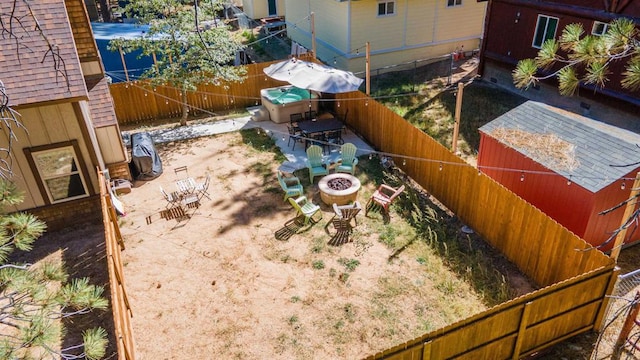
[242, 0, 285, 19]
[0, 0, 128, 230]
[285, 0, 487, 74]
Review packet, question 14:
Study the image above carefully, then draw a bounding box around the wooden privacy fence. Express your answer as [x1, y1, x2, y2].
[109, 56, 315, 125]
[107, 60, 617, 358]
[332, 92, 616, 359]
[98, 170, 135, 360]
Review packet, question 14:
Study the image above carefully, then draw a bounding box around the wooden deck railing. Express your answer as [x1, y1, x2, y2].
[98, 170, 135, 360]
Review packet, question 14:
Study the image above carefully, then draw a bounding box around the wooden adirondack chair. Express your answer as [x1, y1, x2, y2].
[288, 195, 322, 225]
[277, 171, 304, 201]
[365, 184, 405, 216]
[306, 145, 329, 183]
[335, 143, 359, 175]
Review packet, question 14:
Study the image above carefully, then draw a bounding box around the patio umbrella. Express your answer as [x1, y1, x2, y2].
[263, 58, 363, 94]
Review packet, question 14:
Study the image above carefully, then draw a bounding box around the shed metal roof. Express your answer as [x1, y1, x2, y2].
[479, 101, 640, 193]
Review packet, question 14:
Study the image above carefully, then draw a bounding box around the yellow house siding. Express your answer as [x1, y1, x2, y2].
[7, 103, 96, 211]
[405, 1, 437, 45]
[432, 0, 486, 43]
[350, 1, 407, 53]
[243, 0, 285, 19]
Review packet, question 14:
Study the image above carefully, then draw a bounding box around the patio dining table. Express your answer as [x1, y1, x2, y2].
[297, 118, 344, 135]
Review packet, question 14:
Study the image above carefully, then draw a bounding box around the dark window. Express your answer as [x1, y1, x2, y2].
[29, 144, 89, 203]
[448, 0, 462, 6]
[533, 15, 559, 48]
[378, 1, 395, 16]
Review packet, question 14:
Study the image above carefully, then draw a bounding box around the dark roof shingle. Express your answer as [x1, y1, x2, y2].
[0, 0, 86, 107]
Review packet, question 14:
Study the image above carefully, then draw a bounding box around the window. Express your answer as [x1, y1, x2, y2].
[592, 21, 609, 36]
[378, 1, 395, 16]
[447, 0, 462, 6]
[26, 141, 89, 204]
[532, 15, 559, 49]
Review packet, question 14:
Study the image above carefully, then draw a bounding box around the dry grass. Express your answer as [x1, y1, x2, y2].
[491, 127, 580, 171]
[116, 128, 532, 359]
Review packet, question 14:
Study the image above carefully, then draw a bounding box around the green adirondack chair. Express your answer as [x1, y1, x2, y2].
[288, 196, 322, 225]
[277, 171, 304, 201]
[306, 145, 329, 183]
[335, 143, 359, 175]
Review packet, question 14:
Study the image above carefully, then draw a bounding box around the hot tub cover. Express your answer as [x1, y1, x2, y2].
[130, 132, 163, 180]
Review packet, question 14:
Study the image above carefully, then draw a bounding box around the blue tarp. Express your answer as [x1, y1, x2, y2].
[90, 22, 154, 82]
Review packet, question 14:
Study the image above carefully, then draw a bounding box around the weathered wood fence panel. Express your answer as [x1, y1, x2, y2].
[109, 56, 316, 125]
[99, 170, 135, 360]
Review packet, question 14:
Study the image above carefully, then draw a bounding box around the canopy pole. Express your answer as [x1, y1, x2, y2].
[311, 12, 317, 60]
[366, 42, 371, 96]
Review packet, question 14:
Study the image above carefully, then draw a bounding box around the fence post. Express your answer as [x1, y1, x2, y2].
[512, 301, 532, 359]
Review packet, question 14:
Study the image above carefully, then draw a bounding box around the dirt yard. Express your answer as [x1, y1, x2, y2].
[114, 129, 534, 359]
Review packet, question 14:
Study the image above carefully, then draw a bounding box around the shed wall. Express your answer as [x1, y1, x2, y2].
[478, 133, 592, 239]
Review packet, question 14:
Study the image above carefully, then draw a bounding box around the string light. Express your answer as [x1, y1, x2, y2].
[567, 175, 572, 186]
[369, 153, 372, 160]
[402, 159, 406, 166]
[439, 163, 443, 171]
[621, 180, 626, 190]
[520, 172, 525, 182]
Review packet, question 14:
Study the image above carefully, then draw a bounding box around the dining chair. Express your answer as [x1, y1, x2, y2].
[325, 130, 344, 147]
[287, 126, 304, 150]
[304, 110, 317, 121]
[195, 174, 211, 200]
[290, 113, 303, 132]
[174, 166, 189, 179]
[306, 145, 329, 183]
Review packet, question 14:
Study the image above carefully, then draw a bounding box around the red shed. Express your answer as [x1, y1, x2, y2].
[478, 101, 640, 252]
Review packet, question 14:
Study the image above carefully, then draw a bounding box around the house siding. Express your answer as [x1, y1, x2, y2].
[243, 0, 285, 19]
[287, 0, 485, 73]
[481, 0, 640, 108]
[5, 103, 97, 211]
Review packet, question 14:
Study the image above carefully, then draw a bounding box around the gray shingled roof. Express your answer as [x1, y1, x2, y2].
[0, 0, 86, 107]
[479, 101, 640, 193]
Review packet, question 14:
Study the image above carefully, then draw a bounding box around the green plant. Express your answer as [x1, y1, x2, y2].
[338, 258, 360, 272]
[290, 296, 301, 303]
[312, 260, 325, 270]
[288, 315, 298, 325]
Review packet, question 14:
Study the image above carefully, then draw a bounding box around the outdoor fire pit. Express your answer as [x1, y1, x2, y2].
[318, 173, 361, 205]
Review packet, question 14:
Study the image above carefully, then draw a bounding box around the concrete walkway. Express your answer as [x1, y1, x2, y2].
[123, 115, 374, 172]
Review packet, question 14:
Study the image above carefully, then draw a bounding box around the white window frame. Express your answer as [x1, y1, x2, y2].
[447, 0, 462, 7]
[592, 21, 609, 36]
[27, 141, 89, 204]
[377, 1, 395, 16]
[532, 15, 559, 49]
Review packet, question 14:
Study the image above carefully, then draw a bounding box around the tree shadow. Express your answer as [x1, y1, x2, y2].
[8, 223, 118, 358]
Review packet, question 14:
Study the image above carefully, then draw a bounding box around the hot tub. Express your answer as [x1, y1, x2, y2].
[260, 85, 319, 123]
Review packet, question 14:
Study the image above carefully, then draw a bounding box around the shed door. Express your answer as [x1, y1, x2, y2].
[267, 0, 277, 16]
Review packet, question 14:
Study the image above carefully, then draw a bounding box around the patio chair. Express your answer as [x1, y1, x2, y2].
[365, 184, 405, 216]
[306, 145, 329, 183]
[287, 125, 304, 150]
[195, 173, 211, 200]
[290, 113, 303, 130]
[160, 186, 180, 209]
[335, 143, 358, 175]
[332, 201, 361, 228]
[304, 110, 317, 121]
[288, 195, 322, 225]
[174, 166, 189, 179]
[327, 201, 361, 245]
[277, 171, 304, 201]
[325, 129, 344, 147]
